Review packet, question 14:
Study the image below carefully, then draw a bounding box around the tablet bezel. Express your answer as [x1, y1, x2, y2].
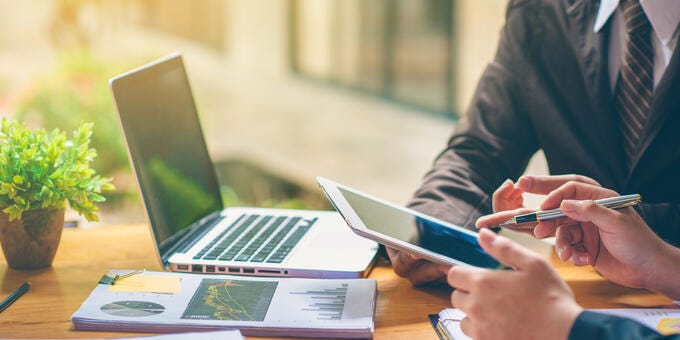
[317, 176, 495, 268]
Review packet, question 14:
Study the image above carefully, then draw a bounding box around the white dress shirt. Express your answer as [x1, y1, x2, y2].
[594, 0, 680, 92]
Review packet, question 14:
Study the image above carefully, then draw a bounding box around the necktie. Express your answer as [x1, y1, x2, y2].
[615, 0, 654, 168]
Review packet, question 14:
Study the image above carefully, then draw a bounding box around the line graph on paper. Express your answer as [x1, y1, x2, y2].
[181, 279, 277, 321]
[290, 283, 348, 320]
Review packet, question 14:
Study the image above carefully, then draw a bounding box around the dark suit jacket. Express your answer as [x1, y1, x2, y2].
[408, 0, 680, 246]
[569, 311, 680, 339]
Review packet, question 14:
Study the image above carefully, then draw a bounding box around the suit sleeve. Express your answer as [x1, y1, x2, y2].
[568, 311, 680, 340]
[407, 0, 540, 228]
[635, 203, 680, 247]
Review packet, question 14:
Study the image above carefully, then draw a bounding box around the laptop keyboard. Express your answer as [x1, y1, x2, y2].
[193, 213, 316, 264]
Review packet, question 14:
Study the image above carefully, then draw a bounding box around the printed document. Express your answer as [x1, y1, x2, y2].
[72, 270, 376, 338]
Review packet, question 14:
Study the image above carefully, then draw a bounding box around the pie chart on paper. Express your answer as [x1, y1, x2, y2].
[100, 301, 165, 317]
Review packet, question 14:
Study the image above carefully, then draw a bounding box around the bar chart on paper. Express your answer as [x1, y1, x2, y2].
[291, 283, 348, 320]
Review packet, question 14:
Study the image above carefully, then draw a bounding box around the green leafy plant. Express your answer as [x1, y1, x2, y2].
[14, 50, 130, 178]
[0, 118, 114, 222]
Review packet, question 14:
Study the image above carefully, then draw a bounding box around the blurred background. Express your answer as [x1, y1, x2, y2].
[0, 0, 546, 227]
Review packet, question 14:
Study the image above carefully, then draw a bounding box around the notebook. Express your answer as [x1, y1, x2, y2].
[109, 53, 377, 278]
[432, 308, 680, 339]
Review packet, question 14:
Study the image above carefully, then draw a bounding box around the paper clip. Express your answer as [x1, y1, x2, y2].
[98, 269, 145, 285]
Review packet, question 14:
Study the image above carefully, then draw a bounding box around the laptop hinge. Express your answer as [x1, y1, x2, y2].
[159, 211, 224, 262]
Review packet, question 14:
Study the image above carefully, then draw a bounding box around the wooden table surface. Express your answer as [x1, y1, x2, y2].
[0, 224, 674, 339]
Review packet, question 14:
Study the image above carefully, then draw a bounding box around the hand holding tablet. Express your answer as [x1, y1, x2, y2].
[317, 177, 503, 269]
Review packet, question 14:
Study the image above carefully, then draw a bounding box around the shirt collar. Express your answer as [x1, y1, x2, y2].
[594, 0, 620, 33]
[594, 0, 680, 48]
[640, 0, 680, 47]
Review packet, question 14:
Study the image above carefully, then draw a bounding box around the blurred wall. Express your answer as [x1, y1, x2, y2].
[219, 0, 509, 116]
[1, 0, 545, 209]
[225, 0, 290, 76]
[454, 0, 507, 113]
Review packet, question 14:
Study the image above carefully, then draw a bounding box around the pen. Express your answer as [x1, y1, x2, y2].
[0, 282, 31, 313]
[498, 194, 642, 228]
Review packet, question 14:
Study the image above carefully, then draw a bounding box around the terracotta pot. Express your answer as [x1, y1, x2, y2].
[0, 208, 65, 270]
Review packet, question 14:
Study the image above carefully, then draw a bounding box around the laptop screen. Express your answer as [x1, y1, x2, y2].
[111, 55, 223, 257]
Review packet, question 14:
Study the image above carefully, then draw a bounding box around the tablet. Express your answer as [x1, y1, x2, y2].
[317, 177, 501, 269]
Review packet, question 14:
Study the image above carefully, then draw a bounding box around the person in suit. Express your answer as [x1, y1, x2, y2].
[446, 180, 680, 340]
[389, 0, 680, 285]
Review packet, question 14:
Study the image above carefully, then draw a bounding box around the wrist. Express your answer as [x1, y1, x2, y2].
[644, 243, 680, 300]
[550, 300, 583, 340]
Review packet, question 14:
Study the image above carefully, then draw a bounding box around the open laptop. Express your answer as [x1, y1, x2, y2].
[110, 53, 377, 278]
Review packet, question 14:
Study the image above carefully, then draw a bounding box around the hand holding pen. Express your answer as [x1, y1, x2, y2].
[497, 194, 642, 229]
[477, 177, 646, 269]
[481, 175, 606, 238]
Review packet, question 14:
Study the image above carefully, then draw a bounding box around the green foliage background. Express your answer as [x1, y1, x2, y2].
[14, 50, 129, 179]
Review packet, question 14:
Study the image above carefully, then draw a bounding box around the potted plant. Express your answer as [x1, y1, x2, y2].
[0, 118, 114, 269]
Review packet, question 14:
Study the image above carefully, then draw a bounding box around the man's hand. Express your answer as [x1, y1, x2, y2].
[544, 181, 678, 293]
[491, 178, 526, 213]
[477, 175, 601, 238]
[447, 229, 582, 340]
[385, 247, 448, 285]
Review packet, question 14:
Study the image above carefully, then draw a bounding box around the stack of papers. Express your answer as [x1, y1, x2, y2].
[72, 270, 376, 338]
[130, 329, 244, 340]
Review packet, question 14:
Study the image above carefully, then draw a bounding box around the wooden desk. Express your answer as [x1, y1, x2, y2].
[0, 224, 673, 339]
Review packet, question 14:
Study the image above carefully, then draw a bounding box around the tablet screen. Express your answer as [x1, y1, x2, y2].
[338, 187, 500, 268]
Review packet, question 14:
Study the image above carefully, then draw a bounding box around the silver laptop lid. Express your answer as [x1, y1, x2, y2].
[110, 53, 223, 264]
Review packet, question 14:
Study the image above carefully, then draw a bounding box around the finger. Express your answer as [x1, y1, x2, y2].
[477, 228, 541, 269]
[409, 252, 424, 261]
[476, 207, 534, 228]
[499, 224, 539, 236]
[438, 264, 452, 275]
[450, 289, 472, 310]
[534, 223, 556, 239]
[386, 247, 417, 266]
[518, 174, 601, 195]
[447, 265, 486, 291]
[460, 317, 474, 339]
[533, 216, 572, 238]
[540, 182, 618, 210]
[386, 247, 419, 278]
[560, 199, 627, 234]
[554, 224, 581, 261]
[406, 261, 448, 286]
[492, 179, 522, 212]
[504, 189, 525, 210]
[570, 243, 593, 266]
[493, 179, 515, 199]
[508, 188, 524, 203]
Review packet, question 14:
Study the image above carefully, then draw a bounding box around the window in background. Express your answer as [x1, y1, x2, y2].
[141, 0, 226, 51]
[290, 0, 455, 117]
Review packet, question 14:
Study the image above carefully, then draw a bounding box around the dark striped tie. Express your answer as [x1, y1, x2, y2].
[615, 0, 654, 168]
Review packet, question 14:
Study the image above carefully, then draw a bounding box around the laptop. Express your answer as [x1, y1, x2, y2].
[109, 53, 378, 278]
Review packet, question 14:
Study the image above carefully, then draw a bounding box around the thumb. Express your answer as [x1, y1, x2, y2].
[478, 228, 540, 270]
[560, 200, 622, 233]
